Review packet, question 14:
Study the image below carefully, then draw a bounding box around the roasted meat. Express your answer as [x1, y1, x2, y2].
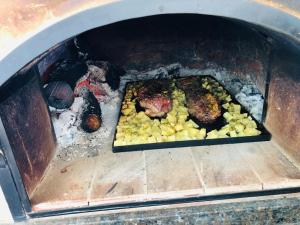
[136, 79, 172, 117]
[176, 77, 221, 123]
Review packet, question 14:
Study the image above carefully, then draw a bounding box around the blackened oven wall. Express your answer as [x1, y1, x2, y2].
[77, 15, 271, 95]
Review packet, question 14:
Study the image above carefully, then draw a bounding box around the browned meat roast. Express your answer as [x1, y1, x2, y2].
[136, 79, 172, 117]
[176, 77, 221, 123]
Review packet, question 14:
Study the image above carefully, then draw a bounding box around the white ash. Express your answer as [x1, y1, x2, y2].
[51, 62, 122, 161]
[52, 90, 121, 161]
[97, 82, 119, 103]
[122, 63, 181, 83]
[51, 97, 85, 149]
[235, 86, 264, 120]
[70, 97, 85, 113]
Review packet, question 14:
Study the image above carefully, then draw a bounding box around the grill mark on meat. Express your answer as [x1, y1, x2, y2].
[176, 77, 221, 123]
[136, 79, 172, 118]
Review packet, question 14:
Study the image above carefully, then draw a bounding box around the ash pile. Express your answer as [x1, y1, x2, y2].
[44, 60, 124, 161]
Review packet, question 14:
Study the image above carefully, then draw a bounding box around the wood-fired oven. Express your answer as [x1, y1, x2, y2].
[1, 1, 300, 223]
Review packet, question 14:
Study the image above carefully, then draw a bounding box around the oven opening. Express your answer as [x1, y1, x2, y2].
[1, 14, 300, 214]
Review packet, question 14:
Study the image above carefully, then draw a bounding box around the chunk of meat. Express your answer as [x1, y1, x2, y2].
[176, 77, 221, 123]
[136, 79, 172, 117]
[186, 91, 221, 123]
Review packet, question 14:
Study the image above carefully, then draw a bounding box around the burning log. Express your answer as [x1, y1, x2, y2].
[74, 61, 124, 101]
[81, 91, 102, 133]
[135, 79, 172, 118]
[176, 77, 221, 124]
[45, 59, 88, 89]
[86, 61, 125, 91]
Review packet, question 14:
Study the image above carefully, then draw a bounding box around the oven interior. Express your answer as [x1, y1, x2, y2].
[0, 14, 300, 213]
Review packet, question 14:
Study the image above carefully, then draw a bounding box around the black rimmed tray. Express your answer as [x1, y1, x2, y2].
[112, 76, 271, 152]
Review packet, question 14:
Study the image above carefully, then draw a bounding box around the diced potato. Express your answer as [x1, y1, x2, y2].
[244, 127, 261, 136]
[167, 135, 176, 142]
[175, 130, 189, 141]
[141, 134, 149, 142]
[174, 123, 184, 131]
[184, 120, 199, 128]
[160, 124, 175, 136]
[167, 114, 177, 125]
[187, 128, 200, 138]
[156, 135, 163, 142]
[199, 128, 206, 137]
[161, 136, 169, 142]
[222, 103, 230, 109]
[136, 111, 148, 120]
[114, 140, 126, 146]
[119, 117, 127, 124]
[218, 134, 229, 138]
[172, 100, 179, 107]
[122, 108, 133, 116]
[234, 123, 245, 133]
[147, 136, 156, 143]
[178, 114, 188, 122]
[229, 130, 238, 137]
[160, 119, 169, 124]
[206, 130, 219, 139]
[152, 131, 161, 139]
[240, 118, 250, 125]
[153, 119, 160, 126]
[237, 131, 246, 137]
[223, 112, 233, 122]
[152, 125, 161, 134]
[141, 121, 151, 128]
[219, 126, 230, 135]
[232, 104, 241, 113]
[144, 126, 152, 135]
[177, 106, 188, 114]
[195, 131, 205, 140]
[124, 135, 132, 143]
[247, 120, 258, 129]
[225, 95, 232, 102]
[116, 132, 125, 139]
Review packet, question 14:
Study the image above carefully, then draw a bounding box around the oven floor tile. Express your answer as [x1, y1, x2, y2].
[192, 144, 262, 194]
[30, 157, 97, 211]
[88, 149, 145, 205]
[30, 140, 300, 211]
[145, 147, 203, 194]
[237, 141, 300, 189]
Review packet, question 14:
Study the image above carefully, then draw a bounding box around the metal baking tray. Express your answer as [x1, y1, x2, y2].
[112, 76, 271, 152]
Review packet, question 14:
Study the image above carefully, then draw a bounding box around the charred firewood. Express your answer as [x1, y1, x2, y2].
[135, 79, 172, 118]
[46, 59, 88, 89]
[86, 61, 125, 90]
[44, 81, 74, 109]
[176, 77, 221, 124]
[81, 91, 102, 133]
[74, 61, 124, 101]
